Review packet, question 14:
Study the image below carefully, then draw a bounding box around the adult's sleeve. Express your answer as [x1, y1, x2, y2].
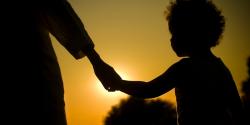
[42, 0, 94, 59]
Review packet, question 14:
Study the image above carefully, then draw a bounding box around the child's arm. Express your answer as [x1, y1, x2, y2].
[85, 49, 176, 98]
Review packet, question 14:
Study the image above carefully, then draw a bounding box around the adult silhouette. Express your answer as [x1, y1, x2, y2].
[2, 0, 93, 125]
[85, 0, 244, 125]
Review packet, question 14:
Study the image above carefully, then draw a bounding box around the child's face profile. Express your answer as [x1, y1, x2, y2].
[169, 24, 192, 57]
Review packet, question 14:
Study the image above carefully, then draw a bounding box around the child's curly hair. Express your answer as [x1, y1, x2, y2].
[166, 0, 225, 48]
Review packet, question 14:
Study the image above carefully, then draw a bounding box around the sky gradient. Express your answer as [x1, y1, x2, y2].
[50, 0, 250, 125]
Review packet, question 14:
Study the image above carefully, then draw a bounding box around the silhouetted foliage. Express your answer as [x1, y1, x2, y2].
[242, 57, 250, 124]
[104, 97, 177, 125]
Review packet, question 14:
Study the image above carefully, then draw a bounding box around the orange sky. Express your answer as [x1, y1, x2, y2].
[51, 0, 250, 125]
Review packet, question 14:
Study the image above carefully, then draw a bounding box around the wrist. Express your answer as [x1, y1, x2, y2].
[83, 44, 94, 56]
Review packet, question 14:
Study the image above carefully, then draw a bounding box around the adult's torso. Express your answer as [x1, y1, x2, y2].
[2, 1, 66, 124]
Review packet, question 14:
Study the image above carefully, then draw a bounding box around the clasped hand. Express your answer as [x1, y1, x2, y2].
[93, 60, 122, 92]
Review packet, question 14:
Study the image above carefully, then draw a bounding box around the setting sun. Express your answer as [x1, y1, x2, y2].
[93, 67, 132, 99]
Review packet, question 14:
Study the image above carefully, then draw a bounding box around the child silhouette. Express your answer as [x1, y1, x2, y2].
[85, 0, 244, 125]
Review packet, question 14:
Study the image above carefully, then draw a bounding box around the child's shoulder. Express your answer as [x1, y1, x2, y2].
[169, 58, 191, 70]
[173, 57, 223, 68]
[175, 58, 192, 65]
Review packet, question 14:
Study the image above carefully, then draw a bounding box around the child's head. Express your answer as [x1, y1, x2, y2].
[166, 0, 225, 57]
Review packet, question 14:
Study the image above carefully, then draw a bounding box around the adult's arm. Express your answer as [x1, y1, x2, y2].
[42, 0, 94, 59]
